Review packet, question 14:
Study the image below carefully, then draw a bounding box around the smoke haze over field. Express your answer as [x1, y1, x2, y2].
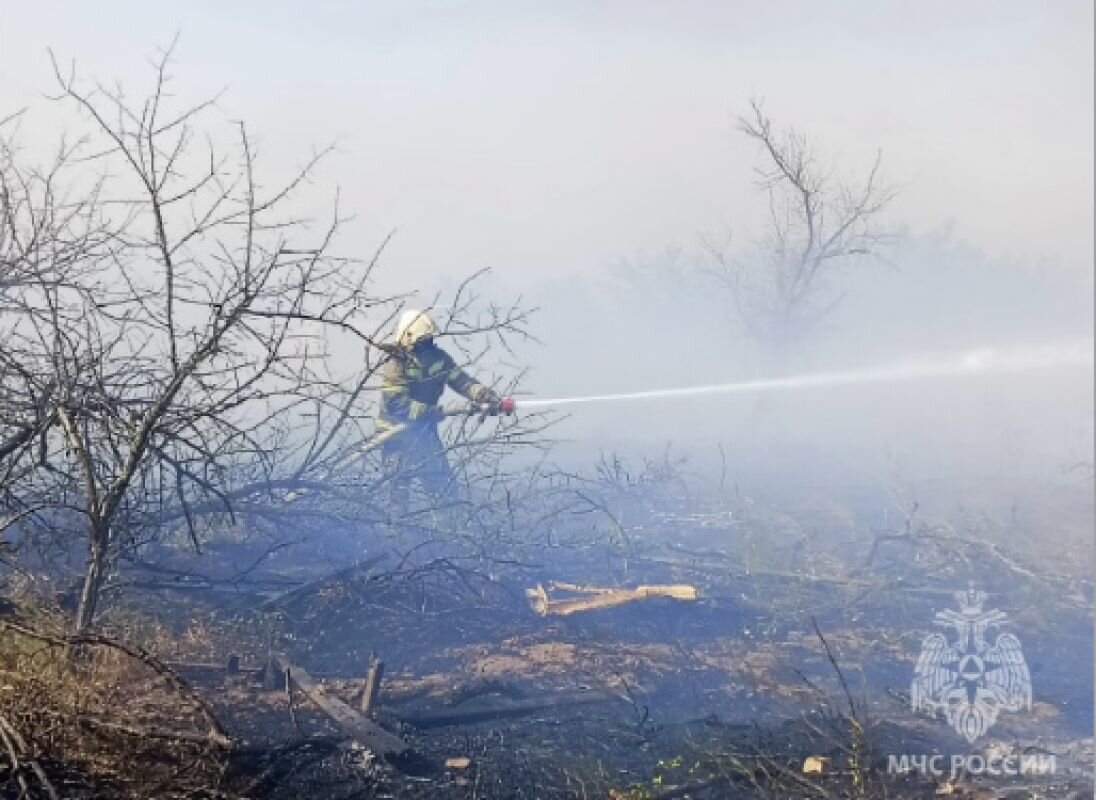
[2, 1, 1092, 490]
[1, 11, 1094, 796]
[508, 234, 1093, 492]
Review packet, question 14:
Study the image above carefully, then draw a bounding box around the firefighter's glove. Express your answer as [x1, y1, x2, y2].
[478, 388, 502, 416]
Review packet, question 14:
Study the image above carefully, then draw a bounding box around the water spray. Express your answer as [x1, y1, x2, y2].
[512, 340, 1093, 411]
[346, 340, 1090, 463]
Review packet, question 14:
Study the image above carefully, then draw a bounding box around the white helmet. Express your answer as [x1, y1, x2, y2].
[394, 309, 440, 349]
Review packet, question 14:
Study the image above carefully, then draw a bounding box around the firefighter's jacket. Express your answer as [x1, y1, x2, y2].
[378, 342, 488, 432]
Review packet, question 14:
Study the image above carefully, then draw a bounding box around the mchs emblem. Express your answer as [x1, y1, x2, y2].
[911, 585, 1032, 743]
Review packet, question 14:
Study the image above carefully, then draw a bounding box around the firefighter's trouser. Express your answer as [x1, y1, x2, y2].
[380, 423, 456, 514]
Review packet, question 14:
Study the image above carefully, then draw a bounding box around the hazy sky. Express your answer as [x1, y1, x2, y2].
[2, 1, 1092, 293]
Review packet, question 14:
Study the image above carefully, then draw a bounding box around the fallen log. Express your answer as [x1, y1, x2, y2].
[270, 654, 408, 757]
[167, 656, 263, 679]
[256, 555, 387, 611]
[404, 690, 618, 728]
[525, 582, 698, 617]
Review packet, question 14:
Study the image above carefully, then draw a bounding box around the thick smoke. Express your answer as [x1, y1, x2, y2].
[501, 230, 1093, 495]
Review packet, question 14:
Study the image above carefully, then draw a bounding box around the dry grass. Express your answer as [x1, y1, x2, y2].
[0, 610, 235, 798]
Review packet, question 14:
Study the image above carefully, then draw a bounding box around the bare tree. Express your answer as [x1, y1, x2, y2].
[0, 45, 553, 633]
[0, 45, 408, 631]
[0, 109, 117, 545]
[705, 99, 897, 349]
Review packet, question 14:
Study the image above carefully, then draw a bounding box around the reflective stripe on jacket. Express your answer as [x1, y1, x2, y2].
[378, 343, 487, 430]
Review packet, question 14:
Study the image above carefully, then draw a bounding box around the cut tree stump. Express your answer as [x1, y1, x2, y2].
[360, 653, 384, 716]
[270, 654, 408, 757]
[525, 581, 699, 616]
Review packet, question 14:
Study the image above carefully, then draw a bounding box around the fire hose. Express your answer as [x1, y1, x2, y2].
[350, 397, 517, 459]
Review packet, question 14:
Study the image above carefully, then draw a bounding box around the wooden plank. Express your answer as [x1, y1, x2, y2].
[526, 583, 698, 616]
[271, 654, 408, 756]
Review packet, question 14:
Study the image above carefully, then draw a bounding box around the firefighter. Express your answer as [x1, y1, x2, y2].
[378, 309, 509, 511]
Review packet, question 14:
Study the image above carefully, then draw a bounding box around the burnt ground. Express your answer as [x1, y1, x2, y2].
[2, 477, 1093, 799]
